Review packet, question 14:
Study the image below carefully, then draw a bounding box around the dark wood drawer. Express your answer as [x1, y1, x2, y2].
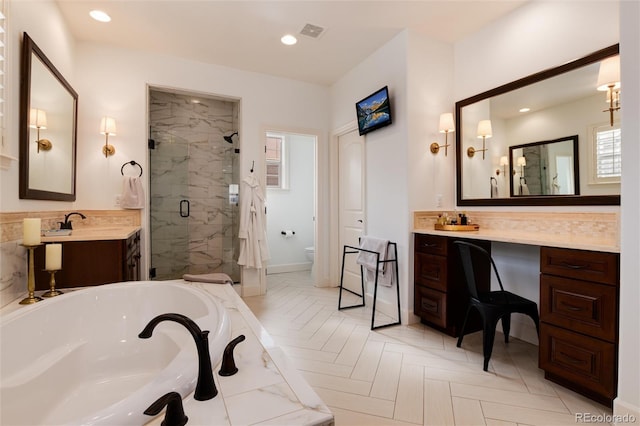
[415, 234, 447, 256]
[414, 286, 447, 328]
[540, 247, 619, 286]
[414, 252, 448, 292]
[540, 275, 617, 342]
[539, 323, 616, 402]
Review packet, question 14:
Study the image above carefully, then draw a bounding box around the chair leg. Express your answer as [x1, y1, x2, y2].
[501, 314, 511, 343]
[482, 317, 500, 372]
[457, 305, 472, 348]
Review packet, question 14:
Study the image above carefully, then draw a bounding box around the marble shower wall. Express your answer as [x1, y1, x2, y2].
[149, 90, 239, 281]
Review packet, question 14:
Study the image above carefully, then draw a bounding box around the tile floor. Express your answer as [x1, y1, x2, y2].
[243, 271, 613, 426]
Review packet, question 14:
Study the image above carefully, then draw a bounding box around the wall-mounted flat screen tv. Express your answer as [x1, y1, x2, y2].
[355, 86, 392, 135]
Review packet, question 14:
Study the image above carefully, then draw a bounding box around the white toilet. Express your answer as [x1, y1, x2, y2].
[305, 246, 315, 275]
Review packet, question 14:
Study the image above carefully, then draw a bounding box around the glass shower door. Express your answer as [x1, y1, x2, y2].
[149, 129, 190, 280]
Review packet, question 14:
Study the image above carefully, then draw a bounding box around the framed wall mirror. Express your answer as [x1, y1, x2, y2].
[456, 44, 620, 206]
[19, 32, 78, 201]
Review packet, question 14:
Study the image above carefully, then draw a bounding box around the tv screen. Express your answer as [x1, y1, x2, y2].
[355, 86, 392, 135]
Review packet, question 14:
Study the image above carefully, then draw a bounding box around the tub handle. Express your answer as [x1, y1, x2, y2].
[144, 391, 188, 426]
[219, 334, 246, 376]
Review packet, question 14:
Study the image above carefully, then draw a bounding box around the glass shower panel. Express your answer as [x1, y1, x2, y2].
[149, 89, 240, 282]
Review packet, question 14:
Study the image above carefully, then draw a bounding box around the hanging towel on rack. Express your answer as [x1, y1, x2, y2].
[238, 174, 270, 268]
[520, 182, 530, 195]
[490, 177, 499, 198]
[121, 176, 145, 209]
[356, 236, 394, 287]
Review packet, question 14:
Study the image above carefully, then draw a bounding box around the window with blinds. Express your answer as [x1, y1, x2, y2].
[590, 123, 621, 184]
[266, 135, 285, 188]
[0, 0, 5, 147]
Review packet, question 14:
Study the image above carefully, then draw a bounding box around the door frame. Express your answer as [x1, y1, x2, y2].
[329, 120, 365, 287]
[260, 124, 323, 287]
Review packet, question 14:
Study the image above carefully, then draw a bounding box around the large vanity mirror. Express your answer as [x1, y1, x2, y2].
[19, 32, 78, 201]
[456, 44, 620, 206]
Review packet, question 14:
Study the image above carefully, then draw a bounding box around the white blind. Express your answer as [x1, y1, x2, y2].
[0, 0, 5, 148]
[596, 126, 622, 179]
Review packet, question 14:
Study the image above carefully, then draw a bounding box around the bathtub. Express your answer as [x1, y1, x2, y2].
[0, 280, 231, 425]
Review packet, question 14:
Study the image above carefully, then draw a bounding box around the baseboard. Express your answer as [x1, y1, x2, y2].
[266, 262, 311, 275]
[613, 398, 640, 425]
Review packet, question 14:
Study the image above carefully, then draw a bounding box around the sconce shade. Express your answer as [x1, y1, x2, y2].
[517, 156, 527, 167]
[476, 120, 492, 138]
[29, 109, 47, 129]
[597, 56, 621, 91]
[439, 113, 455, 133]
[500, 156, 509, 166]
[100, 116, 117, 135]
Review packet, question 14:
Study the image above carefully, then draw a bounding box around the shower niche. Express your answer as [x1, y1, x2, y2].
[149, 89, 240, 282]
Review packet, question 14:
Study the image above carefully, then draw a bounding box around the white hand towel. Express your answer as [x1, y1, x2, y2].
[356, 236, 394, 287]
[121, 176, 145, 209]
[520, 183, 530, 196]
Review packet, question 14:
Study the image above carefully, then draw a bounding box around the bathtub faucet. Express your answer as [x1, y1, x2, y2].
[59, 212, 86, 230]
[138, 313, 218, 401]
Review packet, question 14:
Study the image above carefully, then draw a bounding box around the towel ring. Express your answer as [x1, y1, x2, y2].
[121, 160, 143, 177]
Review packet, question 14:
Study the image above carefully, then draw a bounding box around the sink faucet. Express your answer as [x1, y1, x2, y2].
[138, 313, 217, 401]
[59, 212, 86, 230]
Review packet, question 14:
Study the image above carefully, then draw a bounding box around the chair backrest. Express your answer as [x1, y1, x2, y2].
[453, 241, 505, 299]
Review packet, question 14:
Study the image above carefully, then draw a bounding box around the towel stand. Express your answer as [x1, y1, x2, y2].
[338, 242, 401, 330]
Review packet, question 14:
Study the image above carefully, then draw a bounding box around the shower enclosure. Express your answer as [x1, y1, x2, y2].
[148, 89, 240, 282]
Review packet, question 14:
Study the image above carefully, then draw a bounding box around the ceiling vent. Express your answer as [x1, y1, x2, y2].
[300, 23, 325, 39]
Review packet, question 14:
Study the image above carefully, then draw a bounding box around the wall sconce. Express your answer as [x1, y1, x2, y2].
[467, 119, 492, 159]
[496, 155, 509, 176]
[100, 116, 117, 157]
[596, 56, 620, 127]
[517, 156, 526, 175]
[29, 109, 52, 153]
[430, 113, 454, 156]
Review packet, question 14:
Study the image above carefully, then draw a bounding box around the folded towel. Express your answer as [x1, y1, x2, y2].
[356, 236, 394, 287]
[121, 176, 145, 209]
[183, 273, 233, 284]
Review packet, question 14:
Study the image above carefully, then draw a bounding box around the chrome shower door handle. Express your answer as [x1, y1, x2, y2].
[180, 200, 190, 218]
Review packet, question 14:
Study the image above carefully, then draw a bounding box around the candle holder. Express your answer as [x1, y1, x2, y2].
[19, 244, 43, 305]
[41, 270, 63, 298]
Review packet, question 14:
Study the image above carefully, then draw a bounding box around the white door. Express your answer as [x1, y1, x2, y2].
[338, 129, 365, 293]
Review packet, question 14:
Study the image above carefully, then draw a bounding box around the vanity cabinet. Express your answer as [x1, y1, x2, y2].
[539, 246, 619, 407]
[414, 234, 491, 337]
[34, 231, 141, 289]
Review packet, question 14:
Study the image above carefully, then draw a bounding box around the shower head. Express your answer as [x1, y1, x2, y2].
[224, 131, 238, 144]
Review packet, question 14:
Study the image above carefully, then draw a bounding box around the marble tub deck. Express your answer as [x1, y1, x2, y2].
[146, 281, 334, 426]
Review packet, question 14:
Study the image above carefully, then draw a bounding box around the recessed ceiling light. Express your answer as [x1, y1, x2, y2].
[90, 10, 111, 23]
[280, 34, 297, 46]
[519, 107, 530, 113]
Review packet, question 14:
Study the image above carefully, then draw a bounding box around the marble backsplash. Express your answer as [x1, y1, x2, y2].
[413, 210, 620, 246]
[0, 210, 140, 307]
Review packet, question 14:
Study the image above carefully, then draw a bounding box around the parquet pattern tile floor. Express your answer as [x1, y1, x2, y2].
[243, 272, 612, 426]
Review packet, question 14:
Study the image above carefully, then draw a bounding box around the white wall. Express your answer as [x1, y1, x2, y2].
[330, 31, 410, 322]
[2, 0, 77, 212]
[617, 0, 640, 420]
[266, 133, 315, 272]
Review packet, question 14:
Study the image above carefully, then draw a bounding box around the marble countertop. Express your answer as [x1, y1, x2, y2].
[147, 281, 334, 426]
[413, 228, 619, 253]
[40, 226, 140, 242]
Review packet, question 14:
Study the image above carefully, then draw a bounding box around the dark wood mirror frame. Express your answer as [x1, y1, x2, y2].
[455, 44, 620, 206]
[19, 32, 78, 201]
